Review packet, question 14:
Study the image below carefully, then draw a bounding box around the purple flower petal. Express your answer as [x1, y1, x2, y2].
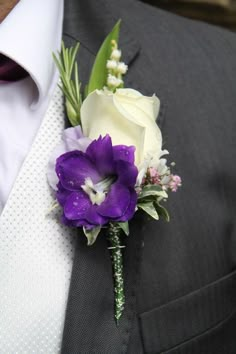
[117, 189, 137, 222]
[115, 160, 138, 187]
[97, 183, 130, 218]
[63, 125, 84, 140]
[61, 214, 94, 229]
[47, 126, 91, 190]
[86, 135, 115, 176]
[51, 134, 139, 228]
[56, 151, 101, 191]
[84, 205, 108, 226]
[62, 126, 91, 153]
[64, 191, 91, 220]
[61, 214, 74, 227]
[113, 145, 135, 164]
[56, 182, 71, 206]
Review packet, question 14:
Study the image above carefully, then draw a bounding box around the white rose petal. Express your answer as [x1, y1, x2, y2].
[81, 88, 162, 168]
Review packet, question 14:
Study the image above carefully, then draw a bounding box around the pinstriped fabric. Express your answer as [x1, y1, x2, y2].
[62, 1, 236, 352]
[0, 85, 77, 353]
[139, 270, 236, 353]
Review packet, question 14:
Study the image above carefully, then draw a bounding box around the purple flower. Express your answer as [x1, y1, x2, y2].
[47, 126, 91, 189]
[55, 135, 138, 229]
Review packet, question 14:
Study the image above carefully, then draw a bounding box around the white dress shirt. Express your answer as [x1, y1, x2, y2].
[0, 0, 64, 213]
[0, 1, 77, 352]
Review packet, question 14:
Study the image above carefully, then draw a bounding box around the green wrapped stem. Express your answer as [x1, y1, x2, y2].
[107, 223, 125, 324]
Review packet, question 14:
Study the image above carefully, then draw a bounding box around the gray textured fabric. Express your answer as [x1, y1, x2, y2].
[62, 0, 236, 353]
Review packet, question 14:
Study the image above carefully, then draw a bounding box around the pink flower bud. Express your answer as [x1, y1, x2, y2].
[169, 175, 182, 192]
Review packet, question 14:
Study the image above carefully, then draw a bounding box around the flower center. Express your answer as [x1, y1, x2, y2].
[81, 176, 115, 205]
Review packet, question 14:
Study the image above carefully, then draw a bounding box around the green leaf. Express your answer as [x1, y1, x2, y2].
[138, 201, 159, 220]
[117, 221, 129, 236]
[86, 20, 121, 96]
[65, 99, 79, 126]
[83, 226, 101, 246]
[84, 84, 88, 99]
[154, 202, 170, 222]
[138, 185, 168, 200]
[53, 42, 82, 126]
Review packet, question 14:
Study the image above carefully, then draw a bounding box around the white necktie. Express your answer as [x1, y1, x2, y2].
[0, 85, 77, 353]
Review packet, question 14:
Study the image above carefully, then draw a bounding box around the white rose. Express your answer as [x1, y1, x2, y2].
[80, 88, 163, 168]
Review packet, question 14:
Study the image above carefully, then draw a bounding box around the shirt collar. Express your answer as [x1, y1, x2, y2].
[0, 0, 63, 106]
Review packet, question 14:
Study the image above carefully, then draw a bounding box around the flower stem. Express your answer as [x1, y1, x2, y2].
[107, 223, 125, 324]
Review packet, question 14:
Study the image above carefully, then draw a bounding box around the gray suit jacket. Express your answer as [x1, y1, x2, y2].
[62, 0, 236, 352]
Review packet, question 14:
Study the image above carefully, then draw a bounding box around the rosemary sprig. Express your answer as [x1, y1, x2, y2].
[53, 42, 82, 126]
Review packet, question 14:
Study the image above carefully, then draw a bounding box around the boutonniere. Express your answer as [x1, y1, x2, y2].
[48, 21, 181, 324]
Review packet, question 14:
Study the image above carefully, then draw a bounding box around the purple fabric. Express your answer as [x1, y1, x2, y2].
[55, 135, 138, 229]
[0, 54, 28, 82]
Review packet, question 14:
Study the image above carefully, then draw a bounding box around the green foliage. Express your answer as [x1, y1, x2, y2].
[138, 184, 170, 222]
[154, 202, 170, 222]
[138, 184, 168, 200]
[86, 20, 121, 96]
[83, 226, 101, 246]
[53, 42, 82, 126]
[117, 221, 129, 236]
[138, 202, 159, 220]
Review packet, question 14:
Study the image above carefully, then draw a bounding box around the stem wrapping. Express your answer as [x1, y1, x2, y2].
[107, 223, 125, 324]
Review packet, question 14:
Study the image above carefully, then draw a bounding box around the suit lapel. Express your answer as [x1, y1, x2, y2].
[61, 1, 145, 352]
[0, 86, 77, 351]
